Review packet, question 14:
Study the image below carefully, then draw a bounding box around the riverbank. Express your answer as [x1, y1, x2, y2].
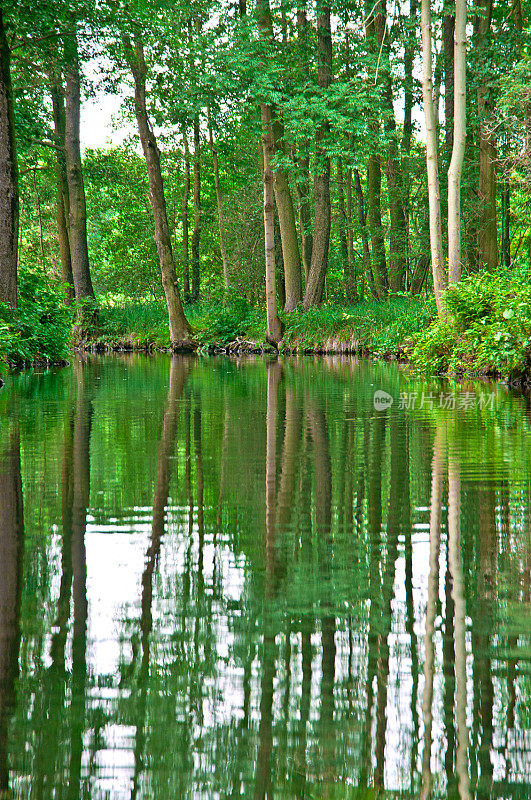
[86, 294, 434, 358]
[3, 270, 531, 380]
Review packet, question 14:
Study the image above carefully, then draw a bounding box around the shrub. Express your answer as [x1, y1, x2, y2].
[411, 270, 531, 376]
[0, 267, 73, 368]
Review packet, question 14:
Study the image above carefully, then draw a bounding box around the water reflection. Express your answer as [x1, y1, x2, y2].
[1, 355, 530, 799]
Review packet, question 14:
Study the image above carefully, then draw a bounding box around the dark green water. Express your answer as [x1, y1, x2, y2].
[0, 355, 530, 799]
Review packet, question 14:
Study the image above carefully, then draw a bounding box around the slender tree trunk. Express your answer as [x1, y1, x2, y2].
[365, 1, 388, 299]
[421, 0, 447, 317]
[123, 34, 192, 344]
[207, 110, 230, 292]
[353, 168, 376, 297]
[50, 78, 74, 300]
[443, 12, 455, 157]
[295, 149, 313, 281]
[337, 157, 351, 300]
[261, 103, 283, 345]
[272, 120, 302, 311]
[477, 0, 497, 272]
[191, 113, 201, 301]
[345, 163, 357, 301]
[377, 6, 407, 292]
[447, 0, 467, 283]
[295, 7, 313, 281]
[64, 29, 95, 301]
[0, 10, 18, 307]
[402, 0, 417, 283]
[181, 126, 191, 302]
[501, 181, 510, 268]
[303, 6, 332, 309]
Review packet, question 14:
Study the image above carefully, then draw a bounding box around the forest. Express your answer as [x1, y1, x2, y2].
[0, 0, 531, 374]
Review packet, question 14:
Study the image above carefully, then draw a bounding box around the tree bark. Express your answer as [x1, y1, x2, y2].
[421, 0, 447, 317]
[344, 163, 357, 301]
[443, 12, 455, 157]
[447, 0, 467, 283]
[501, 180, 510, 268]
[476, 0, 497, 272]
[191, 113, 201, 302]
[123, 34, 192, 344]
[353, 167, 376, 297]
[261, 103, 283, 345]
[377, 6, 407, 293]
[64, 28, 95, 301]
[365, 1, 388, 299]
[295, 8, 313, 281]
[0, 9, 18, 307]
[50, 77, 74, 301]
[272, 120, 302, 311]
[207, 110, 230, 292]
[303, 6, 332, 309]
[181, 126, 191, 302]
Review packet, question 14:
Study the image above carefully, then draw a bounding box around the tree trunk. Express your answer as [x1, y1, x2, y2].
[353, 168, 376, 297]
[0, 10, 18, 308]
[295, 8, 313, 281]
[501, 180, 510, 268]
[191, 113, 201, 302]
[123, 34, 192, 345]
[337, 157, 351, 300]
[207, 110, 230, 292]
[447, 0, 467, 283]
[64, 29, 95, 301]
[421, 0, 447, 318]
[477, 0, 497, 272]
[261, 103, 283, 345]
[181, 126, 190, 302]
[443, 13, 455, 157]
[377, 7, 407, 293]
[50, 77, 74, 302]
[303, 6, 332, 309]
[365, 1, 388, 299]
[272, 120, 302, 312]
[344, 163, 357, 302]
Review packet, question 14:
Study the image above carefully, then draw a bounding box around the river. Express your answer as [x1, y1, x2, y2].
[0, 354, 529, 798]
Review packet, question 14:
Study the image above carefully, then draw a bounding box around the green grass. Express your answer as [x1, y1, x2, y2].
[94, 292, 435, 357]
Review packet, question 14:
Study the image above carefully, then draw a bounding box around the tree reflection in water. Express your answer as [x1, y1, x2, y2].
[1, 356, 530, 799]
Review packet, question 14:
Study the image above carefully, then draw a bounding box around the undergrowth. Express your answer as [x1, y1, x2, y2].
[0, 267, 72, 371]
[411, 270, 531, 376]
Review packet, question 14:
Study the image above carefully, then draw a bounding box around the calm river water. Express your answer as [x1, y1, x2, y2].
[0, 355, 530, 799]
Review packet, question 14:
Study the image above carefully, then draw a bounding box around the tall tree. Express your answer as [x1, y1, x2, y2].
[303, 3, 332, 309]
[0, 9, 18, 307]
[122, 32, 192, 345]
[476, 0, 497, 272]
[421, 0, 447, 317]
[64, 28, 96, 302]
[191, 112, 201, 302]
[50, 71, 74, 301]
[447, 0, 467, 282]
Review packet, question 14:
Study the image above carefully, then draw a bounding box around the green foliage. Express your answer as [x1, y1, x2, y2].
[411, 271, 531, 376]
[0, 267, 72, 368]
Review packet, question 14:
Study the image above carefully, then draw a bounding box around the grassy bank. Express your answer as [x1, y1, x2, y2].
[92, 293, 435, 357]
[3, 268, 531, 381]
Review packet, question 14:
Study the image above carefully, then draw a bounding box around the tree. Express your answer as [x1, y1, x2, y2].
[64, 27, 96, 302]
[122, 31, 192, 345]
[0, 9, 19, 307]
[447, 0, 467, 283]
[303, 3, 332, 309]
[421, 0, 447, 317]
